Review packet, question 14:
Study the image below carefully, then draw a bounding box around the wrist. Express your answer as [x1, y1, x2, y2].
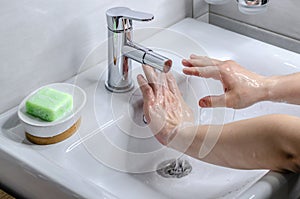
[167, 122, 193, 144]
[167, 123, 199, 153]
[261, 76, 279, 102]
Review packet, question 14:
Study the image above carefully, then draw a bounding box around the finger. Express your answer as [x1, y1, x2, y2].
[190, 54, 202, 59]
[137, 74, 154, 102]
[166, 71, 182, 96]
[183, 66, 221, 80]
[182, 59, 193, 67]
[190, 55, 222, 65]
[183, 56, 222, 67]
[142, 64, 157, 84]
[158, 72, 169, 90]
[137, 75, 153, 124]
[199, 95, 226, 108]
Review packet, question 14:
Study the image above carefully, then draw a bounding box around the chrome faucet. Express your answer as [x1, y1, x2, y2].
[105, 7, 172, 93]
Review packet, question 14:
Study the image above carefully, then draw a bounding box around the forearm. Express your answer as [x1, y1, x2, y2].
[169, 114, 300, 172]
[263, 73, 300, 105]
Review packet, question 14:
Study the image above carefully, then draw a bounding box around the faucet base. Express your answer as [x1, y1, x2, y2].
[105, 81, 134, 93]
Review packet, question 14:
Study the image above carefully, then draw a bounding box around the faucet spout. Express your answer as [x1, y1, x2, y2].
[123, 42, 172, 73]
[105, 7, 173, 93]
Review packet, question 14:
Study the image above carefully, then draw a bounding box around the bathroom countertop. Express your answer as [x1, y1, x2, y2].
[1, 18, 300, 199]
[239, 171, 300, 199]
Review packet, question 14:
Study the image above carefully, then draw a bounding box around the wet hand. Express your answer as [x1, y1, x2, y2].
[137, 64, 194, 145]
[182, 55, 268, 109]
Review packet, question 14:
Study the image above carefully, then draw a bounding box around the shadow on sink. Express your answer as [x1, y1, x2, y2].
[1, 111, 33, 145]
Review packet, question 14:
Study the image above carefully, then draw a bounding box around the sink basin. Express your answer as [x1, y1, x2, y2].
[88, 49, 236, 172]
[1, 18, 300, 199]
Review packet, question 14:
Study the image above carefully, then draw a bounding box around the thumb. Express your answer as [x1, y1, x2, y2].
[199, 95, 227, 108]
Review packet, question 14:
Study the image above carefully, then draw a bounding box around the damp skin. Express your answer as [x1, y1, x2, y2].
[182, 54, 300, 108]
[179, 55, 300, 172]
[182, 55, 271, 109]
[137, 64, 194, 145]
[138, 56, 300, 173]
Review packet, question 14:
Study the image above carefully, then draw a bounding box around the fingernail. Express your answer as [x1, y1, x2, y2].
[200, 98, 212, 107]
[182, 59, 189, 66]
[199, 99, 207, 107]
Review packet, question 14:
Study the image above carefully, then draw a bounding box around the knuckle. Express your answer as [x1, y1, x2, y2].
[222, 60, 232, 67]
[224, 60, 234, 65]
[225, 95, 236, 108]
[145, 87, 152, 95]
[196, 68, 203, 76]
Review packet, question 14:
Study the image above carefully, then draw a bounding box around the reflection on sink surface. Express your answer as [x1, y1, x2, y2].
[2, 18, 300, 199]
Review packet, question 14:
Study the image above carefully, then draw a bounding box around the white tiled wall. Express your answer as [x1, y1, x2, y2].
[193, 0, 208, 21]
[2, 0, 298, 114]
[0, 0, 192, 114]
[193, 0, 300, 53]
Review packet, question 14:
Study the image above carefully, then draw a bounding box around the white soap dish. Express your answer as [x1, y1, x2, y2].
[18, 83, 86, 145]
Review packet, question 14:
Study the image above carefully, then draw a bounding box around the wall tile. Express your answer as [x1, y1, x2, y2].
[0, 0, 192, 114]
[196, 13, 209, 23]
[193, 0, 209, 18]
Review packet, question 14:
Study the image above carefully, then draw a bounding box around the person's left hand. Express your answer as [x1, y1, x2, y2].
[137, 64, 194, 145]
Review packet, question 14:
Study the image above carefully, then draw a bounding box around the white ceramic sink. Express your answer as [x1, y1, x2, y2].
[1, 18, 300, 199]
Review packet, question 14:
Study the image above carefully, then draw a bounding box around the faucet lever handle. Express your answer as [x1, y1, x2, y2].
[106, 7, 154, 31]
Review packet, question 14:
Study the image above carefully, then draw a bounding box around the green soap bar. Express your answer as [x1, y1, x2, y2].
[26, 87, 73, 122]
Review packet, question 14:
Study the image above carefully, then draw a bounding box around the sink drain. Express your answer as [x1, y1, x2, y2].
[156, 159, 192, 178]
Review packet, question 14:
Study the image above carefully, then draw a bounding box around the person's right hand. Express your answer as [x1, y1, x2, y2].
[137, 64, 194, 146]
[182, 55, 269, 109]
